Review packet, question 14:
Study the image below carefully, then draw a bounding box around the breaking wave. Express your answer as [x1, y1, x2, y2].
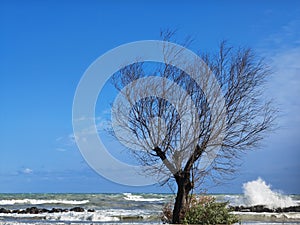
[0, 209, 156, 222]
[123, 193, 164, 202]
[243, 177, 298, 208]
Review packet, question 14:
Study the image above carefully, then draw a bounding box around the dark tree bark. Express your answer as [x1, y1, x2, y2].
[172, 172, 193, 223]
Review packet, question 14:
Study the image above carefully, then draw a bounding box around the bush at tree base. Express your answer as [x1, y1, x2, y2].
[162, 195, 240, 224]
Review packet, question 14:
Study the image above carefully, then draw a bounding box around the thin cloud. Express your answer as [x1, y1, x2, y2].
[96, 118, 112, 132]
[268, 47, 300, 125]
[55, 136, 63, 142]
[69, 116, 112, 144]
[56, 148, 67, 152]
[260, 18, 300, 131]
[101, 108, 111, 115]
[260, 19, 300, 155]
[54, 133, 77, 153]
[68, 133, 76, 144]
[73, 116, 103, 122]
[22, 168, 33, 174]
[262, 19, 300, 50]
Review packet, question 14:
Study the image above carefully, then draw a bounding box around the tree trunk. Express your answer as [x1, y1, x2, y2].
[172, 173, 193, 224]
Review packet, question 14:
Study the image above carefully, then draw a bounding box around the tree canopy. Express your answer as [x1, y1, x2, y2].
[111, 33, 276, 223]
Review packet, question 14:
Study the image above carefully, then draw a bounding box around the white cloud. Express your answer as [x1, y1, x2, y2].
[101, 108, 111, 115]
[64, 108, 113, 146]
[70, 116, 112, 142]
[55, 133, 77, 148]
[55, 136, 63, 142]
[23, 168, 33, 174]
[53, 116, 112, 153]
[68, 133, 76, 144]
[96, 118, 112, 132]
[56, 148, 67, 152]
[254, 18, 300, 160]
[267, 46, 300, 128]
[261, 19, 300, 51]
[258, 18, 300, 137]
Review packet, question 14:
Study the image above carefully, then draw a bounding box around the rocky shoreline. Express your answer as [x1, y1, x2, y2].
[0, 205, 300, 215]
[0, 207, 94, 214]
[230, 205, 300, 213]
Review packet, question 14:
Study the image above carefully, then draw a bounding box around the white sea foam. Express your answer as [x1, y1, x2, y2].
[233, 211, 300, 221]
[0, 209, 154, 222]
[46, 211, 120, 222]
[0, 199, 89, 205]
[123, 193, 163, 202]
[0, 211, 118, 222]
[216, 194, 245, 206]
[243, 177, 298, 208]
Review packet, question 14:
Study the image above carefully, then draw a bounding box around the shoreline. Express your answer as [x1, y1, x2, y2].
[1, 204, 300, 214]
[1, 206, 300, 224]
[1, 193, 299, 224]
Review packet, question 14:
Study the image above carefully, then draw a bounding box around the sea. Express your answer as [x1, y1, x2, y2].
[0, 179, 299, 225]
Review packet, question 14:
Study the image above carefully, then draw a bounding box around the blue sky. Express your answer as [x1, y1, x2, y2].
[0, 1, 299, 194]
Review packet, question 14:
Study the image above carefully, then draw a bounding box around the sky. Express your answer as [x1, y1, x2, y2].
[0, 1, 299, 194]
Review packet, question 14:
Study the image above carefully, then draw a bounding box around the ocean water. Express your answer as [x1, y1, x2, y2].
[1, 179, 300, 225]
[0, 193, 169, 224]
[0, 192, 299, 225]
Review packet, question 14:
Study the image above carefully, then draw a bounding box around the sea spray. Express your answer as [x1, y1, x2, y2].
[243, 177, 297, 208]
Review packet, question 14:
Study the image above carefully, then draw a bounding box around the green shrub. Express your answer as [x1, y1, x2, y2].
[183, 196, 239, 225]
[161, 195, 239, 224]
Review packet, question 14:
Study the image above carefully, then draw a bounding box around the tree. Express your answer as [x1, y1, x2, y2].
[111, 32, 275, 224]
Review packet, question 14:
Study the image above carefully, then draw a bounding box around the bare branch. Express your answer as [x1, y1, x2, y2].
[109, 33, 276, 223]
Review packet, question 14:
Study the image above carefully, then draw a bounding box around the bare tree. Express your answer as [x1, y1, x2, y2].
[111, 33, 275, 224]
